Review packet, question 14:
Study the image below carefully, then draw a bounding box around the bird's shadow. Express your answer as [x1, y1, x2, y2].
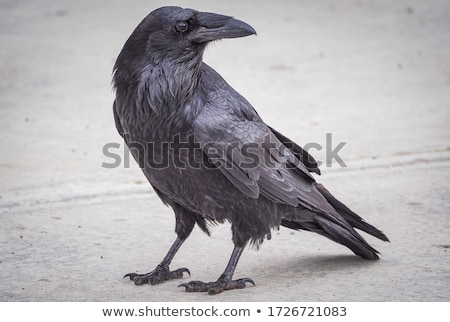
[251, 254, 375, 280]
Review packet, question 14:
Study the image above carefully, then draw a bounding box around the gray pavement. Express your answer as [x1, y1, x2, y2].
[0, 0, 449, 301]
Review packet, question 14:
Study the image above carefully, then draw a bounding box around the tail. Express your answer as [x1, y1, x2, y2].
[281, 184, 389, 260]
[282, 216, 383, 260]
[314, 216, 382, 260]
[315, 183, 389, 242]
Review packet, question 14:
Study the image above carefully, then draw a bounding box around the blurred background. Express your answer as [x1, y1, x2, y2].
[0, 0, 449, 301]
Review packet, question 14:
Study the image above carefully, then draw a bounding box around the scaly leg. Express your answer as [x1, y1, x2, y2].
[124, 237, 190, 285]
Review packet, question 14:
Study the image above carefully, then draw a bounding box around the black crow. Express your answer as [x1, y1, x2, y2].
[112, 6, 389, 295]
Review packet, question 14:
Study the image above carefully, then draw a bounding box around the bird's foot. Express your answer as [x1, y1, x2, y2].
[124, 264, 190, 285]
[179, 277, 255, 295]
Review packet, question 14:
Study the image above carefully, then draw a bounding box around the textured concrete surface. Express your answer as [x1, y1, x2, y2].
[0, 0, 449, 301]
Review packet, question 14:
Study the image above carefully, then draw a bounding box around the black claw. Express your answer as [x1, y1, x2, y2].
[174, 267, 191, 276]
[184, 268, 191, 276]
[239, 277, 255, 286]
[123, 273, 137, 280]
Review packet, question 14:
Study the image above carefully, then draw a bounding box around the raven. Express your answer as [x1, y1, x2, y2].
[112, 6, 388, 295]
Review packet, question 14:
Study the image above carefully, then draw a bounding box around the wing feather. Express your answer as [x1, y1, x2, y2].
[193, 89, 329, 211]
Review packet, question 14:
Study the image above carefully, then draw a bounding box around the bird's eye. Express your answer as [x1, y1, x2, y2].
[175, 21, 189, 33]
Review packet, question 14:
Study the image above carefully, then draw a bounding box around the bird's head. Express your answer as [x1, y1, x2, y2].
[113, 7, 255, 114]
[116, 6, 256, 65]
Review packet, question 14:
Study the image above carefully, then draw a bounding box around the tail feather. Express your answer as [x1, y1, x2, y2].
[315, 183, 389, 242]
[315, 216, 380, 260]
[281, 183, 389, 260]
[281, 217, 380, 260]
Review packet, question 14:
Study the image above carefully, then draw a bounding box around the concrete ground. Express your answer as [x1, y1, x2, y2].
[0, 0, 449, 301]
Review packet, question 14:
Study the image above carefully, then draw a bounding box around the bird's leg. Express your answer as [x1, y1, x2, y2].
[124, 237, 190, 285]
[179, 244, 255, 295]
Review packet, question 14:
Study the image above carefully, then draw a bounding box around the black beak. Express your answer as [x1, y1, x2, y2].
[194, 12, 256, 43]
